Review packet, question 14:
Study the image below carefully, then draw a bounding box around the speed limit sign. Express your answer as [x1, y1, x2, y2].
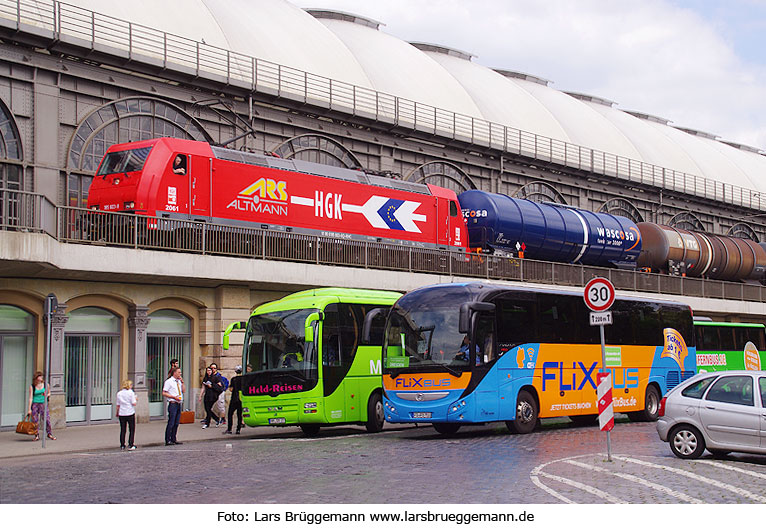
[583, 277, 615, 312]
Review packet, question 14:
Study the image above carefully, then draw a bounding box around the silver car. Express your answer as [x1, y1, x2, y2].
[656, 370, 766, 459]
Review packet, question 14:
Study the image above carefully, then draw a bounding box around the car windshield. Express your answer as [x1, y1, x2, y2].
[242, 309, 318, 385]
[96, 147, 152, 176]
[383, 285, 475, 375]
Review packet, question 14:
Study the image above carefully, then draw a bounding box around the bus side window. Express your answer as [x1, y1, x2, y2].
[475, 314, 496, 366]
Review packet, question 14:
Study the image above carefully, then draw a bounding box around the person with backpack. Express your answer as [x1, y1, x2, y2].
[210, 363, 227, 427]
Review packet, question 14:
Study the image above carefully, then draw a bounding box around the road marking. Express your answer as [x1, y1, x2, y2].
[534, 470, 626, 503]
[565, 459, 703, 503]
[610, 455, 766, 503]
[695, 460, 766, 481]
[530, 454, 625, 504]
[529, 473, 574, 504]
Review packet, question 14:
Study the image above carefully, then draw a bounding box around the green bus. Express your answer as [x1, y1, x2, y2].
[223, 288, 400, 436]
[693, 319, 765, 372]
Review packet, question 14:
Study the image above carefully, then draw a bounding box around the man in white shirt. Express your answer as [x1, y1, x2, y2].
[162, 367, 185, 445]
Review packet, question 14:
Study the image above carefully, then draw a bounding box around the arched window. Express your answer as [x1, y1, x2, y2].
[65, 97, 210, 208]
[598, 198, 644, 223]
[64, 307, 120, 423]
[0, 305, 34, 428]
[0, 99, 25, 228]
[272, 134, 362, 168]
[147, 310, 191, 416]
[405, 161, 476, 193]
[513, 181, 566, 204]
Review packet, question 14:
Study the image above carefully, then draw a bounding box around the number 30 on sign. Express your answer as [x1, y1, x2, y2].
[583, 277, 615, 313]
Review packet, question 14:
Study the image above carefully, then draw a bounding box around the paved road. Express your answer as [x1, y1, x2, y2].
[2, 418, 765, 504]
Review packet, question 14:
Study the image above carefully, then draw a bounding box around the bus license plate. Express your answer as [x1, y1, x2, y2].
[268, 418, 286, 425]
[412, 412, 432, 419]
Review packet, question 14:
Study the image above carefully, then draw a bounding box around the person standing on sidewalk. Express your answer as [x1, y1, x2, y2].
[27, 371, 55, 442]
[116, 380, 137, 450]
[224, 365, 244, 435]
[162, 367, 185, 445]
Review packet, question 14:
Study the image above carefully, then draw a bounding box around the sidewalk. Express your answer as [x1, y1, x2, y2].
[0, 419, 302, 460]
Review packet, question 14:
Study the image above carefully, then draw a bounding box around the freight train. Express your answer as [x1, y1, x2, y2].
[87, 138, 766, 282]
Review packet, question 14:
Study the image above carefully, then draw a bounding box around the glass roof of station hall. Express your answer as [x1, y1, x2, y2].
[30, 0, 766, 198]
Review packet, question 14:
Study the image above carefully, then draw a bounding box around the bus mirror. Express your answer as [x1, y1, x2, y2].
[362, 308, 386, 344]
[222, 320, 247, 350]
[459, 302, 495, 334]
[304, 311, 323, 343]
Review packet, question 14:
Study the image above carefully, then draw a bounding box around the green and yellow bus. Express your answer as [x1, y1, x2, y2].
[694, 319, 764, 372]
[223, 288, 400, 436]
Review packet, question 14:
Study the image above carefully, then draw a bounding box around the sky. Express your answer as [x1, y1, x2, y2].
[294, 0, 766, 149]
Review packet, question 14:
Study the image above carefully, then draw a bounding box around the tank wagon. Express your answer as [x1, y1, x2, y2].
[458, 190, 766, 282]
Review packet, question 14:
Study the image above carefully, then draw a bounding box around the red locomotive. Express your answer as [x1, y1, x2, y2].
[87, 138, 467, 250]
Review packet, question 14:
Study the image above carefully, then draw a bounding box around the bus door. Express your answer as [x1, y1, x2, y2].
[471, 313, 498, 419]
[321, 304, 361, 422]
[191, 155, 212, 217]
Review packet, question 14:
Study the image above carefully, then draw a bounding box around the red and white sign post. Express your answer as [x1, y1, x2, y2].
[584, 277, 616, 461]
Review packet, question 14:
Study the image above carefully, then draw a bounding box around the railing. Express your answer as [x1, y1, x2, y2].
[3, 188, 766, 303]
[0, 0, 764, 212]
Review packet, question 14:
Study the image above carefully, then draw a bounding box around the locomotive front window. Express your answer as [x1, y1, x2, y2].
[96, 147, 153, 176]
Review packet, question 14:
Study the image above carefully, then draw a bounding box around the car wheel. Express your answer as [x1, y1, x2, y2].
[669, 425, 705, 459]
[300, 424, 320, 437]
[506, 390, 538, 434]
[432, 423, 461, 435]
[365, 391, 385, 433]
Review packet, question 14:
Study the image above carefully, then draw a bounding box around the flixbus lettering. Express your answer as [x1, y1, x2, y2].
[541, 362, 640, 391]
[393, 377, 452, 389]
[541, 361, 598, 391]
[606, 367, 639, 389]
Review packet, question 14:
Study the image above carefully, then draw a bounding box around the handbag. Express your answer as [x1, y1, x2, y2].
[179, 410, 195, 424]
[16, 414, 38, 436]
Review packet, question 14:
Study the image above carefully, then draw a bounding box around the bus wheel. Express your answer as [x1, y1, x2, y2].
[432, 423, 460, 435]
[300, 424, 320, 437]
[507, 390, 538, 434]
[365, 392, 385, 433]
[628, 386, 660, 422]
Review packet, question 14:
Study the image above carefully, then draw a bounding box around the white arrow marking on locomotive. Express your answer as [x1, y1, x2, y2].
[290, 196, 314, 207]
[394, 201, 426, 233]
[342, 196, 388, 229]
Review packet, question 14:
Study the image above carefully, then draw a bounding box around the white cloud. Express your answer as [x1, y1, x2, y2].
[294, 0, 766, 148]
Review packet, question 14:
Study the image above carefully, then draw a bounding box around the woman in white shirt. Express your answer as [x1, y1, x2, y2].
[116, 380, 138, 450]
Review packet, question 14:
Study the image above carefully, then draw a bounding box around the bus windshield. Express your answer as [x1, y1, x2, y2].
[96, 147, 152, 176]
[384, 286, 472, 374]
[243, 309, 318, 385]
